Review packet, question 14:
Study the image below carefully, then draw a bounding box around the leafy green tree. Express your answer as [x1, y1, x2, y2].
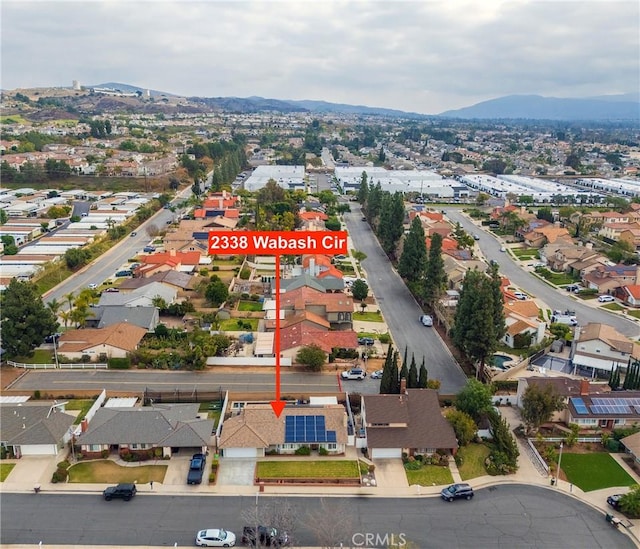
[521, 384, 565, 434]
[204, 275, 229, 306]
[325, 217, 341, 231]
[0, 208, 7, 225]
[536, 207, 554, 222]
[378, 192, 405, 258]
[398, 216, 427, 283]
[1, 235, 18, 255]
[446, 409, 477, 446]
[64, 247, 91, 270]
[482, 158, 507, 174]
[455, 379, 493, 423]
[452, 222, 475, 250]
[1, 279, 58, 357]
[296, 344, 326, 371]
[423, 232, 447, 307]
[351, 279, 369, 302]
[619, 484, 640, 516]
[365, 182, 383, 227]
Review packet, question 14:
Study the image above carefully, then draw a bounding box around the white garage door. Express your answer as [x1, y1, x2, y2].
[371, 448, 402, 459]
[19, 444, 58, 456]
[224, 447, 258, 458]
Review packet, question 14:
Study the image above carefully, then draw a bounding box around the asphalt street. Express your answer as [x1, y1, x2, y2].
[1, 486, 633, 548]
[7, 369, 384, 396]
[444, 208, 640, 339]
[344, 204, 468, 394]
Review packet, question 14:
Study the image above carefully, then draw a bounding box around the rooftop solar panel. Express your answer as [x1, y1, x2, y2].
[572, 397, 588, 415]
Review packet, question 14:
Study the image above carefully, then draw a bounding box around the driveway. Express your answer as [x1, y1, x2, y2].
[216, 457, 256, 485]
[372, 459, 408, 492]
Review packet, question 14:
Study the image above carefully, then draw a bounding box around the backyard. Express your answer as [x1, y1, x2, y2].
[559, 453, 636, 492]
[68, 460, 167, 484]
[65, 399, 95, 425]
[255, 460, 361, 479]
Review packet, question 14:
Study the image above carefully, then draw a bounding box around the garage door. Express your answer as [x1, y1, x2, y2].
[371, 448, 402, 459]
[223, 447, 258, 458]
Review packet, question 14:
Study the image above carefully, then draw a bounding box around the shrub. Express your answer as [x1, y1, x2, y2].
[404, 460, 422, 471]
[318, 446, 329, 456]
[108, 357, 131, 370]
[209, 472, 216, 483]
[57, 460, 70, 470]
[294, 445, 311, 456]
[51, 467, 68, 483]
[101, 449, 109, 459]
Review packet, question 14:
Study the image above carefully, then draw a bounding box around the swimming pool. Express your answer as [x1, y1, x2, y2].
[492, 354, 514, 370]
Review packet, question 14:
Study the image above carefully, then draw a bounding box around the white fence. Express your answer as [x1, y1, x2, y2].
[8, 361, 108, 370]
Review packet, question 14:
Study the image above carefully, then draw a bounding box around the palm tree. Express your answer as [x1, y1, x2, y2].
[59, 310, 72, 329]
[47, 298, 62, 316]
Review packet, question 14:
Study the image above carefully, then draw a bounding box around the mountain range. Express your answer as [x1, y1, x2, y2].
[85, 83, 640, 122]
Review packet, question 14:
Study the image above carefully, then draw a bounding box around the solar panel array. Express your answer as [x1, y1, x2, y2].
[284, 415, 337, 444]
[572, 397, 589, 414]
[573, 396, 640, 415]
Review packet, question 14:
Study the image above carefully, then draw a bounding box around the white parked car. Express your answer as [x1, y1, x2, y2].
[419, 314, 433, 327]
[195, 528, 236, 547]
[512, 291, 527, 300]
[341, 368, 366, 380]
[598, 295, 615, 303]
[88, 283, 98, 290]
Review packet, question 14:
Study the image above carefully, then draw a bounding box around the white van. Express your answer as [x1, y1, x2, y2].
[420, 314, 433, 327]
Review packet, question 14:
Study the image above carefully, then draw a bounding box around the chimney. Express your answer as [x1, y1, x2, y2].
[400, 378, 407, 394]
[580, 379, 590, 396]
[81, 419, 89, 432]
[169, 249, 176, 257]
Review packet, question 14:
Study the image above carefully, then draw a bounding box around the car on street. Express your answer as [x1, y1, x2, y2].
[103, 483, 137, 501]
[473, 234, 480, 240]
[371, 369, 383, 379]
[607, 494, 623, 509]
[88, 283, 98, 290]
[598, 295, 615, 303]
[441, 483, 474, 502]
[419, 314, 433, 327]
[130, 231, 137, 237]
[341, 368, 366, 380]
[358, 337, 375, 346]
[195, 528, 236, 547]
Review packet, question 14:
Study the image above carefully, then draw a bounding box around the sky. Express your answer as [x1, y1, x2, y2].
[1, 0, 638, 115]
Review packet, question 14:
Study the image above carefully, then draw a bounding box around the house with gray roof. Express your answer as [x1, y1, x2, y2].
[97, 281, 177, 308]
[118, 270, 195, 292]
[76, 403, 213, 458]
[361, 389, 458, 459]
[85, 305, 159, 332]
[0, 403, 75, 457]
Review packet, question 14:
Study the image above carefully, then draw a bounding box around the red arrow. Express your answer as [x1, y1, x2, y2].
[270, 253, 286, 418]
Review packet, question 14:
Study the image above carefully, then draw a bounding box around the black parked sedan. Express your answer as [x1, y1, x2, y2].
[607, 494, 623, 509]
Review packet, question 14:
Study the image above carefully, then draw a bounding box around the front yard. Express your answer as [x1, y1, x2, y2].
[0, 464, 15, 481]
[255, 460, 360, 479]
[457, 443, 490, 480]
[68, 460, 167, 484]
[405, 464, 453, 486]
[559, 453, 636, 492]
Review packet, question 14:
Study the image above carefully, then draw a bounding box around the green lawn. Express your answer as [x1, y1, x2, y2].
[219, 318, 259, 331]
[65, 399, 95, 425]
[353, 311, 383, 322]
[560, 453, 636, 492]
[256, 460, 360, 479]
[14, 349, 54, 364]
[0, 464, 16, 481]
[628, 310, 640, 320]
[405, 465, 453, 486]
[237, 300, 264, 312]
[510, 248, 537, 259]
[457, 443, 490, 480]
[68, 460, 167, 484]
[602, 303, 624, 311]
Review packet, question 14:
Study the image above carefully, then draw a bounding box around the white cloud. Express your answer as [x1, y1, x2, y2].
[1, 0, 638, 114]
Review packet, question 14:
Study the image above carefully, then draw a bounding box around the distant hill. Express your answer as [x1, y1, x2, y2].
[90, 82, 178, 97]
[438, 94, 640, 121]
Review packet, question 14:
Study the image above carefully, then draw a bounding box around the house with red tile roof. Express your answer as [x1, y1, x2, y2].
[502, 299, 546, 348]
[135, 250, 202, 277]
[619, 285, 640, 307]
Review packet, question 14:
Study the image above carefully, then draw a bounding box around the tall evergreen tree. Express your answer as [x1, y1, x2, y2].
[408, 354, 418, 388]
[418, 358, 428, 389]
[399, 355, 409, 383]
[357, 171, 369, 205]
[609, 364, 620, 390]
[423, 232, 447, 307]
[391, 350, 400, 394]
[365, 182, 383, 228]
[398, 216, 427, 284]
[378, 192, 405, 258]
[452, 268, 505, 374]
[380, 344, 397, 394]
[488, 262, 506, 344]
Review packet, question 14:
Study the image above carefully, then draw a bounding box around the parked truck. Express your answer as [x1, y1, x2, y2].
[187, 453, 206, 485]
